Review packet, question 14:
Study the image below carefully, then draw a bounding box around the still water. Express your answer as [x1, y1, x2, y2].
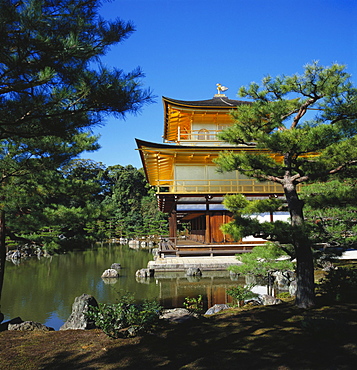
[1, 244, 251, 330]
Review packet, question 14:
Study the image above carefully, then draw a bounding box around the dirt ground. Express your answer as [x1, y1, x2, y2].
[1, 299, 356, 369]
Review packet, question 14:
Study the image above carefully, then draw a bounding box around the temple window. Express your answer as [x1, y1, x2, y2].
[197, 128, 210, 140]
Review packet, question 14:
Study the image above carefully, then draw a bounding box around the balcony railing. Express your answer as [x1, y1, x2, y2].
[157, 179, 283, 194]
[178, 129, 221, 142]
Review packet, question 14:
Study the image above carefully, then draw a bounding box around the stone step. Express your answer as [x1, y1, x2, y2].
[148, 256, 242, 272]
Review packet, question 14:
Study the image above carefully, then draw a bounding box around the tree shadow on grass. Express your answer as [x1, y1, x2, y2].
[2, 301, 357, 369]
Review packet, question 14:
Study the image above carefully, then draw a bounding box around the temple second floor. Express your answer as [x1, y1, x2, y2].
[136, 139, 284, 196]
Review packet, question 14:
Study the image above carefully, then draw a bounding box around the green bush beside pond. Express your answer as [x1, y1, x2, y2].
[87, 293, 162, 338]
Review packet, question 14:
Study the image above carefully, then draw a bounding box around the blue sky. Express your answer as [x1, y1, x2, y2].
[83, 0, 357, 169]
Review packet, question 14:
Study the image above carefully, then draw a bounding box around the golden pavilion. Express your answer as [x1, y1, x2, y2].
[136, 87, 288, 256]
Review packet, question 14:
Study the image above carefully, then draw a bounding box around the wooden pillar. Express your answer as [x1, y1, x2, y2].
[205, 196, 211, 244]
[205, 212, 211, 244]
[169, 210, 177, 239]
[223, 212, 226, 243]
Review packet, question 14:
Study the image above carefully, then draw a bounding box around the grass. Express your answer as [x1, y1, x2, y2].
[1, 298, 357, 369]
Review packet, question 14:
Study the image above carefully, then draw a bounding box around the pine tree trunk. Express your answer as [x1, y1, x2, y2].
[294, 236, 315, 308]
[284, 181, 315, 308]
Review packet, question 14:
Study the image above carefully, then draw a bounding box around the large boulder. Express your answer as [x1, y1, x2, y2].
[160, 308, 198, 323]
[0, 317, 23, 331]
[60, 293, 98, 330]
[205, 304, 230, 315]
[289, 280, 297, 296]
[8, 320, 54, 331]
[259, 294, 282, 306]
[272, 270, 295, 289]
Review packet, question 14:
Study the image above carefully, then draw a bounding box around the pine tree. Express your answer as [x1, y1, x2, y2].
[0, 0, 153, 299]
[302, 179, 357, 251]
[0, 0, 152, 140]
[0, 134, 99, 291]
[5, 157, 110, 250]
[215, 62, 357, 308]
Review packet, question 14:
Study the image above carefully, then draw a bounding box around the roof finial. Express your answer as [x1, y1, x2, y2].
[215, 83, 228, 97]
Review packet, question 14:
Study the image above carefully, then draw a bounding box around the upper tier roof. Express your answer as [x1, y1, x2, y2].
[162, 96, 250, 109]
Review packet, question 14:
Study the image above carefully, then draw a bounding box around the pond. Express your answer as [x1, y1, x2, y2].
[1, 244, 268, 330]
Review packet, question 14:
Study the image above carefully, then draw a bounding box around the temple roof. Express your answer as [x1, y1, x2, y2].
[162, 96, 250, 109]
[135, 138, 250, 151]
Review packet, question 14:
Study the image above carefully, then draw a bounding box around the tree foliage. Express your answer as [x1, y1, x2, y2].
[228, 243, 294, 277]
[301, 179, 357, 251]
[0, 0, 153, 298]
[103, 165, 168, 240]
[3, 142, 102, 250]
[215, 62, 357, 308]
[4, 161, 167, 250]
[0, 0, 152, 141]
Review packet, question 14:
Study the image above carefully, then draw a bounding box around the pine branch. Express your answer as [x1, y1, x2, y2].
[291, 97, 321, 128]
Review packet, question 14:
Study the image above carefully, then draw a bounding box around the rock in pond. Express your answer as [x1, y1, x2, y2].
[101, 268, 119, 278]
[135, 268, 154, 278]
[110, 263, 122, 270]
[186, 267, 202, 276]
[60, 293, 98, 330]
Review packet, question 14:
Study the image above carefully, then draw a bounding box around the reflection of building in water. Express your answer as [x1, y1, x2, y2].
[151, 272, 268, 309]
[157, 276, 235, 309]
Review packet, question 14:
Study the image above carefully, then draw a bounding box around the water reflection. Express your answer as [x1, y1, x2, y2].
[143, 271, 248, 310]
[1, 244, 269, 330]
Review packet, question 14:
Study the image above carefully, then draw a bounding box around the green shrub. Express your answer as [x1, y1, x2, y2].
[43, 240, 61, 252]
[317, 267, 357, 303]
[228, 242, 294, 276]
[183, 295, 204, 314]
[87, 293, 162, 338]
[226, 284, 257, 307]
[276, 292, 291, 299]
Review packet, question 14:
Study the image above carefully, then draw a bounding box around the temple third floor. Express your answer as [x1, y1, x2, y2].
[163, 96, 250, 145]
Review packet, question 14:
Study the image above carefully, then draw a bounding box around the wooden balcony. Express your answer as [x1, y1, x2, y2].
[157, 178, 283, 194]
[158, 237, 263, 258]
